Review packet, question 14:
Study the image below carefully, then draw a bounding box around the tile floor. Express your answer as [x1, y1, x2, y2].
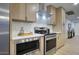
[55, 36, 79, 55]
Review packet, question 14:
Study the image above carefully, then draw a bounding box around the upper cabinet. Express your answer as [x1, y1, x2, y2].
[47, 5, 56, 25]
[53, 7, 66, 32]
[61, 8, 66, 25]
[10, 3, 38, 22]
[10, 3, 26, 21]
[25, 3, 39, 22]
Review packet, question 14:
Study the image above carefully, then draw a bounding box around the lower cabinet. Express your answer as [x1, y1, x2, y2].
[15, 37, 56, 55]
[16, 40, 39, 55]
[56, 33, 65, 49]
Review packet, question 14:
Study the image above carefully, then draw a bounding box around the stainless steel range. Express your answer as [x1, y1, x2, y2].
[34, 27, 56, 55]
[44, 33, 56, 55]
[34, 27, 50, 34]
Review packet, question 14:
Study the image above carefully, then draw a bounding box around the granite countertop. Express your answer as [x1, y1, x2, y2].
[12, 31, 61, 40]
[12, 34, 44, 40]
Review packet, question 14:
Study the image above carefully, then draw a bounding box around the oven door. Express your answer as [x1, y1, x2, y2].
[44, 34, 56, 55]
[16, 40, 39, 55]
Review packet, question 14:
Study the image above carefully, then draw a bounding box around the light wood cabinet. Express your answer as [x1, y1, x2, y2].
[25, 3, 38, 22]
[10, 3, 26, 21]
[53, 7, 66, 49]
[10, 3, 38, 22]
[56, 33, 64, 49]
[53, 7, 66, 32]
[47, 5, 56, 25]
[61, 8, 66, 25]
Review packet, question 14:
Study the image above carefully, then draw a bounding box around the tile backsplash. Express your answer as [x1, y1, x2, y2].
[12, 22, 53, 37]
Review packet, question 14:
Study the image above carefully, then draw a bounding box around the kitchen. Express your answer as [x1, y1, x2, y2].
[9, 3, 66, 55]
[0, 3, 74, 55]
[1, 1, 79, 59]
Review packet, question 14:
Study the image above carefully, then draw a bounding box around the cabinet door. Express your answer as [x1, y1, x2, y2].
[10, 3, 25, 21]
[56, 33, 64, 49]
[61, 8, 66, 25]
[47, 5, 56, 25]
[25, 3, 38, 22]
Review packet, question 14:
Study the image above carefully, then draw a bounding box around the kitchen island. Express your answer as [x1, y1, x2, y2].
[10, 34, 44, 55]
[10, 32, 63, 55]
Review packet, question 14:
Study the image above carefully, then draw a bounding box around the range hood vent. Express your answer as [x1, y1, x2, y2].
[66, 11, 75, 15]
[36, 3, 51, 20]
[39, 3, 45, 11]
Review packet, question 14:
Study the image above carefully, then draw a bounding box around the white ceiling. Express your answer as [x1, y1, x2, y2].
[46, 3, 79, 23]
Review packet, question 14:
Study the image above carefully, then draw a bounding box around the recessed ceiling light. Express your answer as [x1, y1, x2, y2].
[73, 3, 78, 5]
